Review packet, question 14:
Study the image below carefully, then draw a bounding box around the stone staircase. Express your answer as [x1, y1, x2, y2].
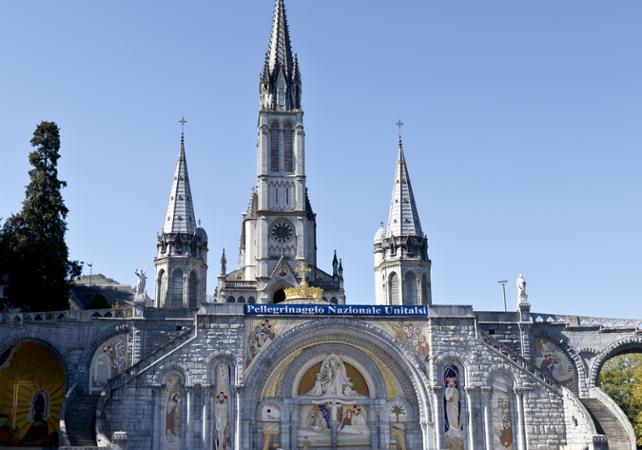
[581, 397, 633, 450]
[65, 394, 100, 446]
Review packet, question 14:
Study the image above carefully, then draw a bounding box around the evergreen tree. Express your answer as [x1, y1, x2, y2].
[1, 121, 80, 311]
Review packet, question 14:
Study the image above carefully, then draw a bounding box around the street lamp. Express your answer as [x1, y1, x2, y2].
[498, 280, 508, 312]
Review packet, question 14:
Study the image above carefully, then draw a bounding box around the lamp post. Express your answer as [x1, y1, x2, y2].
[498, 280, 508, 312]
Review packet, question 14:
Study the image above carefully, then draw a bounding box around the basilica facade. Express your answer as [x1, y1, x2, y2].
[0, 1, 641, 449]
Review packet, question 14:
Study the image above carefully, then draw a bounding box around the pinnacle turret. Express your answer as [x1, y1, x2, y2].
[162, 133, 196, 235]
[260, 0, 302, 111]
[386, 139, 423, 238]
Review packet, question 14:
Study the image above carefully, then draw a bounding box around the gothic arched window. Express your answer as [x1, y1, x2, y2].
[389, 272, 400, 305]
[170, 269, 183, 307]
[157, 269, 166, 307]
[421, 273, 429, 305]
[404, 272, 417, 305]
[188, 271, 198, 308]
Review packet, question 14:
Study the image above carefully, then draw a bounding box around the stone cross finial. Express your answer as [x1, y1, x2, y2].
[295, 261, 312, 275]
[179, 116, 188, 134]
[396, 119, 404, 141]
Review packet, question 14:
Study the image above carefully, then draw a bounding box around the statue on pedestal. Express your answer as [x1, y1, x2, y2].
[516, 273, 528, 305]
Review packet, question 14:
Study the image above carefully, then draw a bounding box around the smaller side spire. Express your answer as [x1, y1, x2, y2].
[386, 139, 423, 238]
[162, 127, 197, 234]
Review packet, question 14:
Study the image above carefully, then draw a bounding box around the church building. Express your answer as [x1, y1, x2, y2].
[0, 1, 640, 449]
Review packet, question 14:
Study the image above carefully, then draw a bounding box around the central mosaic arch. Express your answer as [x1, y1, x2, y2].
[242, 319, 433, 450]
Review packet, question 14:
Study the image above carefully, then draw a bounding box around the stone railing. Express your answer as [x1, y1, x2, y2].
[531, 312, 642, 330]
[58, 382, 78, 447]
[0, 307, 133, 323]
[589, 387, 637, 450]
[561, 386, 606, 450]
[223, 280, 257, 288]
[95, 323, 198, 448]
[479, 333, 562, 391]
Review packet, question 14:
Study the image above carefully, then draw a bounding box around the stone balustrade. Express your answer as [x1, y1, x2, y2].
[531, 311, 642, 330]
[0, 307, 133, 323]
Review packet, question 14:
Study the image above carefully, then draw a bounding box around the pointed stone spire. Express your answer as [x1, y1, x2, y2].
[162, 132, 196, 234]
[386, 138, 423, 237]
[260, 0, 301, 111]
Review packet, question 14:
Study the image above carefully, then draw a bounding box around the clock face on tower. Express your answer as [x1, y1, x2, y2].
[271, 220, 294, 243]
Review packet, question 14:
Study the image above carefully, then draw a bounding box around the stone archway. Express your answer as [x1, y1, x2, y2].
[242, 319, 434, 450]
[0, 340, 66, 447]
[589, 335, 642, 388]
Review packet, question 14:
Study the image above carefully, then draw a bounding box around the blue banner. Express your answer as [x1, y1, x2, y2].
[244, 304, 428, 317]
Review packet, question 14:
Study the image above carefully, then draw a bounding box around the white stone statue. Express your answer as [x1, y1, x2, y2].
[516, 273, 528, 304]
[134, 268, 147, 295]
[444, 376, 460, 433]
[305, 354, 358, 398]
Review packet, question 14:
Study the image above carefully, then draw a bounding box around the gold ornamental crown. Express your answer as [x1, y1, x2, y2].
[284, 262, 324, 301]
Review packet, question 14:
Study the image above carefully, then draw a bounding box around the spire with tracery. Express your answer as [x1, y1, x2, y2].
[260, 0, 301, 111]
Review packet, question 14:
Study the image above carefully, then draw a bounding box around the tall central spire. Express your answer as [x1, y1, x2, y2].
[386, 139, 423, 237]
[260, 0, 301, 111]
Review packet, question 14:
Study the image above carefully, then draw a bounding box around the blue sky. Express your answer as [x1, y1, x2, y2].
[1, 1, 641, 317]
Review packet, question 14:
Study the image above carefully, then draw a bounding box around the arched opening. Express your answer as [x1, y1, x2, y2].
[388, 272, 400, 305]
[157, 269, 166, 307]
[594, 340, 642, 445]
[161, 372, 184, 450]
[421, 273, 429, 305]
[273, 289, 286, 304]
[404, 272, 417, 305]
[188, 271, 198, 308]
[487, 371, 517, 449]
[170, 268, 183, 308]
[247, 296, 256, 304]
[238, 296, 246, 304]
[443, 363, 465, 449]
[242, 322, 431, 450]
[226, 296, 236, 303]
[0, 341, 65, 447]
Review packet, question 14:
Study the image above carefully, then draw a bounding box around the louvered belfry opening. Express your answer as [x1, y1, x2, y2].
[283, 122, 293, 172]
[271, 123, 280, 171]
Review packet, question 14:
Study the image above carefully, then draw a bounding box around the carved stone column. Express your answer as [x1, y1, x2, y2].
[464, 386, 479, 449]
[151, 384, 163, 450]
[514, 387, 528, 450]
[186, 386, 193, 450]
[234, 385, 244, 450]
[480, 387, 492, 450]
[431, 386, 444, 449]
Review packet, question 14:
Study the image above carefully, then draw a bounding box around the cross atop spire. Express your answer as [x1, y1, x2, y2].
[260, 0, 302, 111]
[396, 119, 404, 143]
[386, 138, 423, 238]
[162, 130, 197, 234]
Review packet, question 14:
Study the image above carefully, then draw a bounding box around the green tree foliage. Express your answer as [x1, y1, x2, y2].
[599, 353, 642, 445]
[0, 121, 80, 311]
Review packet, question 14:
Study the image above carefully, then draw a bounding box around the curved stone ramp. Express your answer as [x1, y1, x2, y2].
[581, 388, 636, 450]
[65, 393, 100, 446]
